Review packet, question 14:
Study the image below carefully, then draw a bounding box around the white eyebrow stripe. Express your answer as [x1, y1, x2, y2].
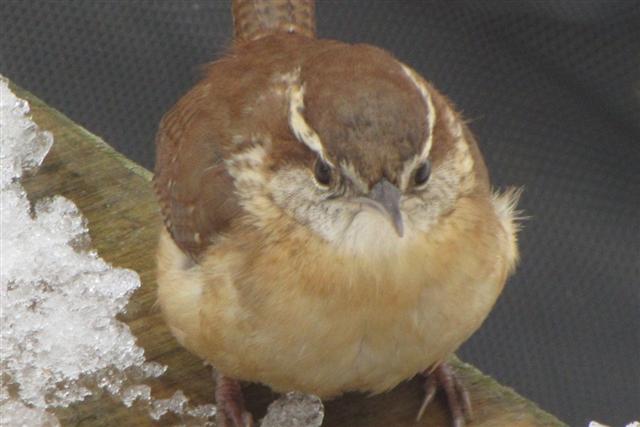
[400, 64, 436, 161]
[287, 77, 333, 166]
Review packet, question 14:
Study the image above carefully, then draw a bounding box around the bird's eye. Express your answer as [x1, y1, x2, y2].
[414, 161, 431, 187]
[313, 158, 332, 187]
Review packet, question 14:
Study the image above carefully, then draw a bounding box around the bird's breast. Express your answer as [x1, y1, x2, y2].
[157, 202, 508, 398]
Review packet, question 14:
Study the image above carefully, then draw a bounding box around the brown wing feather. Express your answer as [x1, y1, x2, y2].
[153, 83, 241, 260]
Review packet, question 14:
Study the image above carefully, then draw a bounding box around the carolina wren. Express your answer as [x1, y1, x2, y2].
[154, 1, 520, 426]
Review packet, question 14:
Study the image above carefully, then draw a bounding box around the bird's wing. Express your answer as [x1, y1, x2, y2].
[153, 84, 241, 260]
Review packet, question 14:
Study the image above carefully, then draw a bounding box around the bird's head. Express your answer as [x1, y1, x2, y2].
[227, 44, 485, 256]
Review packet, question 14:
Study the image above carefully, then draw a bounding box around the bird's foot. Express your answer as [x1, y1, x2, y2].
[214, 372, 254, 427]
[416, 362, 472, 427]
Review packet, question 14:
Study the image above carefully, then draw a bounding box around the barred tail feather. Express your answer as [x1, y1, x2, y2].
[232, 0, 316, 44]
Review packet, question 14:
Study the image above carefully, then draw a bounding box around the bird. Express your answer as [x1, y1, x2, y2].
[153, 1, 521, 426]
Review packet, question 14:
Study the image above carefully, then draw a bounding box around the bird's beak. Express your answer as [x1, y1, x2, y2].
[364, 178, 404, 237]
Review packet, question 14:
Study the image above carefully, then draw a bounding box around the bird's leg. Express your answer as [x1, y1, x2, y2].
[214, 372, 254, 427]
[416, 362, 472, 427]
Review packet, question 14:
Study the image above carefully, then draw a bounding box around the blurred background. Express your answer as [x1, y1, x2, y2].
[1, 1, 638, 425]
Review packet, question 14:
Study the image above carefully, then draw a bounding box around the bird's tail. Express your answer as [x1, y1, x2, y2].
[232, 0, 316, 44]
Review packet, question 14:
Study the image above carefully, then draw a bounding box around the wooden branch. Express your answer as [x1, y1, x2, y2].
[13, 81, 566, 427]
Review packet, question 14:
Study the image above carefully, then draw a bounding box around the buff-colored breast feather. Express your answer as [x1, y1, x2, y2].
[156, 185, 519, 398]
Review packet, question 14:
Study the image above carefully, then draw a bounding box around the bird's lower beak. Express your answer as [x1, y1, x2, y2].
[360, 178, 404, 237]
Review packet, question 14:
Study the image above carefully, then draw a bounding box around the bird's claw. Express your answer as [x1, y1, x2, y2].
[215, 372, 254, 427]
[416, 362, 472, 427]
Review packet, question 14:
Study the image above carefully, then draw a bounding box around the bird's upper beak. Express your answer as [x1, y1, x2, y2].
[362, 178, 404, 237]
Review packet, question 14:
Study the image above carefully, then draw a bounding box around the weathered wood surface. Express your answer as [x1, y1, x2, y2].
[14, 81, 566, 427]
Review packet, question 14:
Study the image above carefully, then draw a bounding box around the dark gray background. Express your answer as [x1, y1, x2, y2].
[1, 1, 638, 425]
